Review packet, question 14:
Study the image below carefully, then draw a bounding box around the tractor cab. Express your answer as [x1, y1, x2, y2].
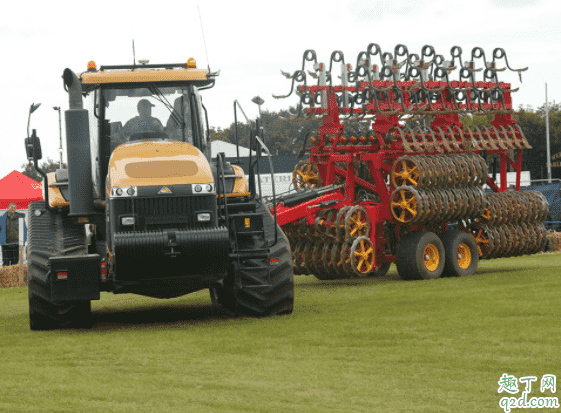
[78, 59, 217, 200]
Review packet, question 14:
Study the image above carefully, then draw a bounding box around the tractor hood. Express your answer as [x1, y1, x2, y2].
[108, 141, 213, 188]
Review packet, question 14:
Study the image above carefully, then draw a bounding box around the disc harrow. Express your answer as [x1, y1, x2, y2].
[391, 154, 488, 189]
[272, 44, 548, 282]
[390, 186, 486, 225]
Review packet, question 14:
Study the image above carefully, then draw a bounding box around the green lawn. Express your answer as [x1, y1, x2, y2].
[1, 254, 560, 413]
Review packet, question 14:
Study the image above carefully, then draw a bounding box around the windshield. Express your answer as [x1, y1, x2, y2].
[102, 86, 204, 153]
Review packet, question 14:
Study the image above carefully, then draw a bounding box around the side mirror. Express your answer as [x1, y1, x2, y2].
[25, 129, 42, 161]
[27, 102, 42, 139]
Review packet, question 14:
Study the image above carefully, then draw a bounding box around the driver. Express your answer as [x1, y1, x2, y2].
[122, 99, 164, 138]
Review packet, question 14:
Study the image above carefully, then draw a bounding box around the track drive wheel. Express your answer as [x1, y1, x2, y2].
[395, 231, 445, 280]
[210, 203, 294, 317]
[27, 201, 92, 330]
[438, 230, 479, 277]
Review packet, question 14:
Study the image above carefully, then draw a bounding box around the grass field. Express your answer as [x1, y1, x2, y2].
[1, 253, 560, 412]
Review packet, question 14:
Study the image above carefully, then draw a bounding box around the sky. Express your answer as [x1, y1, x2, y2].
[1, 0, 559, 180]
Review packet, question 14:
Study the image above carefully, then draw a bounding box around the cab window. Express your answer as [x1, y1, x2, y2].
[102, 86, 199, 153]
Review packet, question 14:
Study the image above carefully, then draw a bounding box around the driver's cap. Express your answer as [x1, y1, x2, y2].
[138, 99, 155, 110]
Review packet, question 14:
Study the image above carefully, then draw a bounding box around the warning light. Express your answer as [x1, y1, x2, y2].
[245, 218, 250, 228]
[87, 61, 97, 71]
[187, 58, 197, 68]
[57, 271, 68, 280]
[269, 258, 279, 265]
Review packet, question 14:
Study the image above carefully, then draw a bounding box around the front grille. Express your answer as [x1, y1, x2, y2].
[113, 195, 216, 231]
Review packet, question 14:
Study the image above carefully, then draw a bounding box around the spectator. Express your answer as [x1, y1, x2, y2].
[1, 203, 25, 266]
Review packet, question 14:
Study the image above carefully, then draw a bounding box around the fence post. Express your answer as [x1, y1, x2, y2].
[18, 217, 25, 286]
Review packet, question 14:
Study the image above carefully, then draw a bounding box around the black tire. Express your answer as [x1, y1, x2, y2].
[395, 231, 445, 280]
[438, 230, 479, 277]
[27, 202, 92, 330]
[368, 262, 391, 277]
[210, 202, 294, 317]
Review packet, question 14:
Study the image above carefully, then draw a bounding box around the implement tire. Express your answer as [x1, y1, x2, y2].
[395, 231, 445, 280]
[27, 202, 92, 330]
[438, 230, 479, 277]
[210, 202, 294, 317]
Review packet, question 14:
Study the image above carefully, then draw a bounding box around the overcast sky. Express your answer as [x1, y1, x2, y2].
[1, 0, 559, 180]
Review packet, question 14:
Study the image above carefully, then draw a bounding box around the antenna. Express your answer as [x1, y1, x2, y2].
[132, 39, 136, 66]
[197, 6, 210, 70]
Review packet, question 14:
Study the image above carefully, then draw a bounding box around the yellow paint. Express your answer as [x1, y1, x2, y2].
[80, 67, 211, 85]
[108, 141, 213, 188]
[231, 164, 248, 194]
[47, 172, 70, 207]
[423, 244, 440, 272]
[457, 243, 472, 269]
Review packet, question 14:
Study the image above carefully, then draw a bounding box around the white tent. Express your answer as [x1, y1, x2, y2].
[210, 140, 257, 158]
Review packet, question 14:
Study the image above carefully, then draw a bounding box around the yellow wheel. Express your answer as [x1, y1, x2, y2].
[344, 206, 371, 239]
[391, 156, 423, 188]
[438, 230, 480, 277]
[390, 186, 421, 224]
[350, 236, 376, 278]
[292, 161, 322, 191]
[423, 244, 440, 272]
[457, 243, 472, 270]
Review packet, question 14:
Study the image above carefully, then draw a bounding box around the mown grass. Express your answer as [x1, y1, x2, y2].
[1, 253, 560, 412]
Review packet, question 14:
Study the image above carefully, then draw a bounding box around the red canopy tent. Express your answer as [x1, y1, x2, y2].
[0, 170, 43, 209]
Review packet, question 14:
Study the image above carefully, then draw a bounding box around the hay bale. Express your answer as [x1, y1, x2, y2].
[0, 264, 28, 288]
[0, 246, 28, 288]
[547, 231, 561, 252]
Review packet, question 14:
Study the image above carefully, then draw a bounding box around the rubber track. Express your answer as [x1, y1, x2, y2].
[218, 202, 294, 317]
[27, 202, 90, 329]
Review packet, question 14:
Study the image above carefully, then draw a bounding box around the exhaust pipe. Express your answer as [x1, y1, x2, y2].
[62, 68, 94, 217]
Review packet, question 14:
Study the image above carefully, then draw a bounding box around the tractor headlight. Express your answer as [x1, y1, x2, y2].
[196, 212, 211, 222]
[192, 183, 214, 194]
[111, 186, 137, 198]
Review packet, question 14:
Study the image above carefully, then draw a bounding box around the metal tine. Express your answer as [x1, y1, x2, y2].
[492, 48, 528, 82]
[471, 47, 489, 75]
[273, 69, 307, 99]
[420, 45, 444, 80]
[406, 65, 435, 112]
[356, 43, 386, 74]
[450, 46, 466, 69]
[275, 49, 317, 99]
[355, 63, 398, 115]
[301, 49, 318, 72]
[394, 44, 415, 81]
[434, 66, 460, 111]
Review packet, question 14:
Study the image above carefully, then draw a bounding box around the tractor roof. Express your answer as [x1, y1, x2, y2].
[79, 60, 218, 87]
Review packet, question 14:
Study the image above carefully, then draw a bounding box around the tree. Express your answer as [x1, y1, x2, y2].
[209, 106, 322, 156]
[21, 158, 66, 182]
[514, 102, 561, 180]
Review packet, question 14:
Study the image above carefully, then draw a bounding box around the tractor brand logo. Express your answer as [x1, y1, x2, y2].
[158, 187, 172, 194]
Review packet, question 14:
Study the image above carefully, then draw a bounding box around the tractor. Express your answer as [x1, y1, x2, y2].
[25, 58, 293, 330]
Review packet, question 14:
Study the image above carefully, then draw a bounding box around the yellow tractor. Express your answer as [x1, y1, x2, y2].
[25, 58, 293, 329]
